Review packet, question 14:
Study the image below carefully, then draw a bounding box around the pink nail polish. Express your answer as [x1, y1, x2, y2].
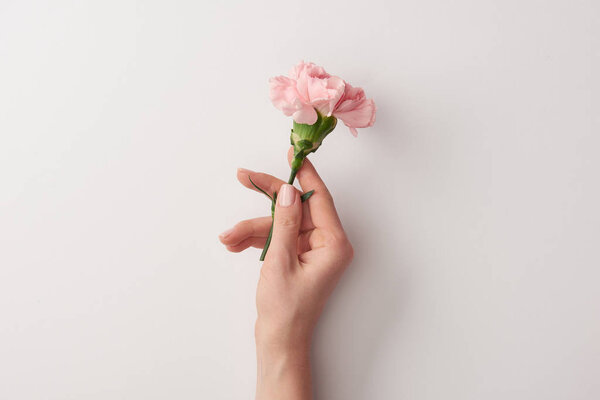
[278, 184, 295, 207]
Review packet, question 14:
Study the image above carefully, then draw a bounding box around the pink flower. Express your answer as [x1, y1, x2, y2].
[332, 83, 377, 137]
[269, 61, 376, 136]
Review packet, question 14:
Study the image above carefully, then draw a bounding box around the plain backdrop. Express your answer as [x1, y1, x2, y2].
[1, 1, 598, 399]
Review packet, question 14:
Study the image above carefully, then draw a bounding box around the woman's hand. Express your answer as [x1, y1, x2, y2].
[219, 149, 354, 399]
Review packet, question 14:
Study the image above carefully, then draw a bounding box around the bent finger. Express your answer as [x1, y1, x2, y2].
[237, 168, 286, 198]
[237, 166, 315, 232]
[219, 216, 272, 246]
[226, 237, 268, 253]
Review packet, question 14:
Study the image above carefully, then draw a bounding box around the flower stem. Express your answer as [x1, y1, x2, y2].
[259, 166, 299, 261]
[259, 155, 306, 261]
[289, 153, 304, 184]
[260, 191, 277, 261]
[287, 168, 298, 185]
[259, 219, 274, 261]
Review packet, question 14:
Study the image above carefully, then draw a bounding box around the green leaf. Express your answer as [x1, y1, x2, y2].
[248, 176, 272, 200]
[301, 190, 314, 202]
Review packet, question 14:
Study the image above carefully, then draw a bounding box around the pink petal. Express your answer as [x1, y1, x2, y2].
[334, 98, 376, 128]
[270, 62, 375, 132]
[333, 82, 376, 134]
[311, 75, 345, 116]
[293, 104, 318, 125]
[269, 76, 299, 116]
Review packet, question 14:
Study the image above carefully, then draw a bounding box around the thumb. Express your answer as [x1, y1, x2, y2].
[268, 184, 302, 261]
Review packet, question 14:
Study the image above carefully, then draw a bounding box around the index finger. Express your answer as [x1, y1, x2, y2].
[287, 148, 344, 233]
[236, 168, 286, 198]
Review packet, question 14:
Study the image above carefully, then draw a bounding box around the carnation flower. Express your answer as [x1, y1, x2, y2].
[269, 61, 376, 136]
[256, 61, 376, 260]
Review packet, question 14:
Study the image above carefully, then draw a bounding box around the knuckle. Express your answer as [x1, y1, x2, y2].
[236, 219, 255, 235]
[332, 236, 354, 265]
[346, 242, 355, 262]
[276, 214, 298, 228]
[235, 219, 248, 229]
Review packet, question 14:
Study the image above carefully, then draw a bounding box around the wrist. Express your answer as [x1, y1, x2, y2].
[255, 319, 313, 400]
[255, 318, 313, 354]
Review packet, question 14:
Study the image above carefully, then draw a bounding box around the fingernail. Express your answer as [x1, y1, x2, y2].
[219, 227, 234, 239]
[237, 167, 252, 174]
[278, 184, 295, 207]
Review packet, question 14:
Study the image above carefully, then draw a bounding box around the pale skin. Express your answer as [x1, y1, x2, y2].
[219, 149, 354, 400]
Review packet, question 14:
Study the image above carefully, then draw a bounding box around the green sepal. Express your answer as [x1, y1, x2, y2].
[296, 139, 313, 151]
[291, 112, 337, 159]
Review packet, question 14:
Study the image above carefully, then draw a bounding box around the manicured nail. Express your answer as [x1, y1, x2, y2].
[219, 227, 234, 239]
[278, 184, 295, 207]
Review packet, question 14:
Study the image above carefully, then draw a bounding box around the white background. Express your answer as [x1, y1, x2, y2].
[1, 1, 598, 399]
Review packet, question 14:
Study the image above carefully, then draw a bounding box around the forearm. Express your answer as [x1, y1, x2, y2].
[255, 322, 313, 400]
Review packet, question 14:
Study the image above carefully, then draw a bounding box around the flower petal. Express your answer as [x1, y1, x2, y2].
[292, 104, 318, 125]
[311, 75, 345, 116]
[269, 76, 299, 116]
[335, 98, 376, 128]
[333, 83, 376, 133]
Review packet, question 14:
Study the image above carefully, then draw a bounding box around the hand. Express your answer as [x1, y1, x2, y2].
[219, 149, 354, 399]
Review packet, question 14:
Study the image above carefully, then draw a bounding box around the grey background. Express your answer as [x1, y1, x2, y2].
[1, 0, 598, 399]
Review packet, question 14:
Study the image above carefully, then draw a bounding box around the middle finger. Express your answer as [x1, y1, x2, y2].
[219, 216, 272, 246]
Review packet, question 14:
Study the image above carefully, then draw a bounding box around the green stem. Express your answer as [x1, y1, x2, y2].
[259, 218, 274, 261]
[287, 168, 298, 185]
[260, 154, 308, 261]
[289, 153, 304, 184]
[260, 166, 299, 261]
